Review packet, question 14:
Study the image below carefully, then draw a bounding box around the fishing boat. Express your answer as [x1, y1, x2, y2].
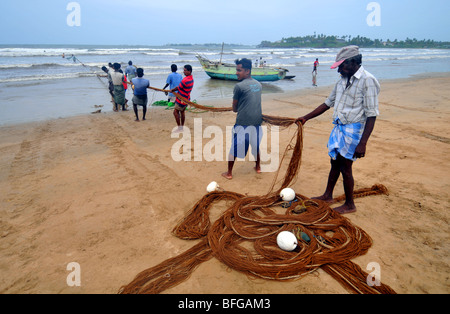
[196, 54, 291, 82]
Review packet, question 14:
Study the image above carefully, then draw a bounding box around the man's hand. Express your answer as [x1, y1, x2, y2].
[295, 117, 307, 125]
[353, 142, 367, 159]
[294, 103, 329, 126]
[353, 117, 376, 159]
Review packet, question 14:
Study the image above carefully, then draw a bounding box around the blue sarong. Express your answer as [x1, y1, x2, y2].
[327, 119, 363, 161]
[229, 125, 263, 160]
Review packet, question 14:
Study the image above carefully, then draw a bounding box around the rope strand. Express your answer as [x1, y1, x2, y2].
[119, 88, 394, 294]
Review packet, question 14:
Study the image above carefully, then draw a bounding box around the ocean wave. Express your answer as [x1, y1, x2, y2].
[291, 53, 336, 59]
[197, 52, 221, 56]
[144, 52, 180, 56]
[230, 51, 283, 56]
[0, 62, 106, 70]
[0, 47, 181, 58]
[0, 63, 34, 69]
[0, 62, 104, 70]
[0, 48, 89, 58]
[306, 48, 331, 53]
[0, 64, 205, 83]
[0, 72, 100, 83]
[1, 46, 449, 86]
[365, 55, 450, 62]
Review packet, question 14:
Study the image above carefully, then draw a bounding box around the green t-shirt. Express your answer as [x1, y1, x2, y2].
[233, 77, 262, 126]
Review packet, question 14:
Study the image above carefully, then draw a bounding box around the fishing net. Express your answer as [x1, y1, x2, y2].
[118, 88, 395, 294]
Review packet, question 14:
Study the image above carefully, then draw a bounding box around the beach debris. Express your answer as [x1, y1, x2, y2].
[280, 188, 296, 202]
[293, 227, 311, 243]
[293, 204, 307, 214]
[206, 181, 223, 193]
[152, 100, 171, 107]
[301, 232, 311, 242]
[277, 231, 298, 251]
[91, 109, 102, 114]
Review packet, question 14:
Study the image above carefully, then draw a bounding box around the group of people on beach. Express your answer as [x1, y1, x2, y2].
[100, 45, 379, 215]
[101, 62, 131, 112]
[255, 57, 266, 68]
[101, 61, 194, 125]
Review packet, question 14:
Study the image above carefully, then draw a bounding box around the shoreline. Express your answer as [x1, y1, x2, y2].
[1, 73, 449, 294]
[0, 72, 450, 128]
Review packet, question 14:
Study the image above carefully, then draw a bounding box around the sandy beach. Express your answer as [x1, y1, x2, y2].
[0, 73, 449, 294]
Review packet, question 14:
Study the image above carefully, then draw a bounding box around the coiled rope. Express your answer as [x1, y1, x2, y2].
[118, 87, 394, 294]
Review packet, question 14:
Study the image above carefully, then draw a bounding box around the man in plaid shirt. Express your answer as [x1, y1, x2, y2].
[296, 46, 380, 214]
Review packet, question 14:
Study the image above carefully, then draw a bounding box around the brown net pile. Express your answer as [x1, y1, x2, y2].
[333, 184, 389, 203]
[118, 89, 395, 294]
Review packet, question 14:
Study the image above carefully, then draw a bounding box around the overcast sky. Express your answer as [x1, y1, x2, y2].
[1, 0, 449, 46]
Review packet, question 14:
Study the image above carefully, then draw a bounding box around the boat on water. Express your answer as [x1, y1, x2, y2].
[196, 55, 292, 82]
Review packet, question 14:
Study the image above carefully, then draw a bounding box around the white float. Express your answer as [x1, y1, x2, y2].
[280, 188, 296, 202]
[207, 181, 221, 193]
[276, 231, 298, 251]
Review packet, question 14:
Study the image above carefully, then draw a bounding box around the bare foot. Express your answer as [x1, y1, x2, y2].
[172, 126, 184, 134]
[311, 195, 334, 203]
[221, 172, 232, 180]
[135, 119, 140, 122]
[333, 204, 357, 214]
[254, 167, 261, 174]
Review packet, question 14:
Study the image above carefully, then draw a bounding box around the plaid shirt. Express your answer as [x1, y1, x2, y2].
[325, 66, 380, 124]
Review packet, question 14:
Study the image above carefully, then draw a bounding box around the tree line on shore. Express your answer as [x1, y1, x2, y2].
[259, 34, 450, 49]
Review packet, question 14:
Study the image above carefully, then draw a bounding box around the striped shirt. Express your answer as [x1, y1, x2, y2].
[325, 66, 380, 125]
[176, 75, 194, 106]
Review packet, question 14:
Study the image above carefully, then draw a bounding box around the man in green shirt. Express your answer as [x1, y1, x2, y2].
[222, 58, 263, 180]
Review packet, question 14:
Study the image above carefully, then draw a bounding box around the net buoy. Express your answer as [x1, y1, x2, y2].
[207, 181, 221, 193]
[280, 188, 296, 202]
[276, 231, 298, 251]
